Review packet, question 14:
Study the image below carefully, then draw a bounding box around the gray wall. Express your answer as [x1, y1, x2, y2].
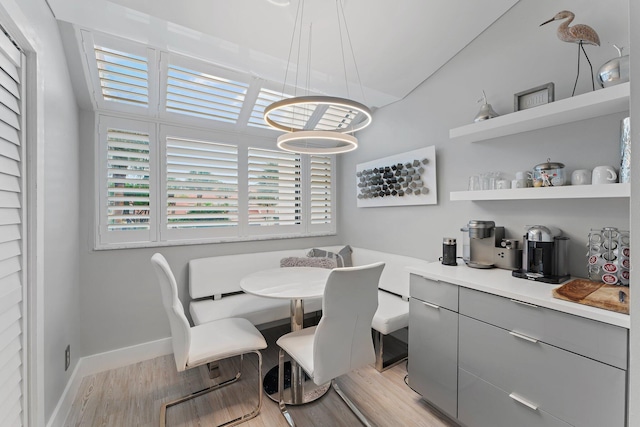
[340, 0, 630, 277]
[0, 0, 83, 422]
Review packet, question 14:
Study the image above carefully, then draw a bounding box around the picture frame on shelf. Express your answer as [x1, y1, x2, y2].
[514, 82, 555, 111]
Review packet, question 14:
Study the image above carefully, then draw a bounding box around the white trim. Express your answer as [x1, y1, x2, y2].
[46, 337, 172, 427]
[0, 4, 44, 426]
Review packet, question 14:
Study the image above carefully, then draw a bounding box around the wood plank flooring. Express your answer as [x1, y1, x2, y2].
[65, 325, 457, 427]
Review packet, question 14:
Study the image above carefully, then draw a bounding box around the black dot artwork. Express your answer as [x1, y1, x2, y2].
[357, 158, 430, 199]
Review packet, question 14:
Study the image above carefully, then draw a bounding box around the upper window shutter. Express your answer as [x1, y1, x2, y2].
[81, 30, 158, 115]
[247, 147, 302, 234]
[97, 117, 156, 245]
[160, 126, 239, 241]
[94, 45, 148, 107]
[0, 30, 25, 427]
[308, 154, 335, 233]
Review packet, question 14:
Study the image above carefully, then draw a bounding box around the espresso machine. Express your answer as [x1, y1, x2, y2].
[462, 220, 505, 269]
[512, 225, 570, 283]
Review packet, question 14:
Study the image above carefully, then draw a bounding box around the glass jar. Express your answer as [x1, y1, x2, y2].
[533, 158, 565, 187]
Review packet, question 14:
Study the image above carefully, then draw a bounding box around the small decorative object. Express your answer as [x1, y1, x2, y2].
[514, 83, 554, 111]
[356, 146, 437, 207]
[620, 117, 631, 183]
[473, 90, 499, 122]
[540, 10, 600, 96]
[598, 45, 630, 88]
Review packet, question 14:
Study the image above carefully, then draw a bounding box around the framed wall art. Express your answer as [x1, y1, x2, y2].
[514, 82, 554, 111]
[356, 146, 437, 208]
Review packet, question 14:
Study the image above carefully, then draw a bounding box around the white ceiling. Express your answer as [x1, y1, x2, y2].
[49, 0, 519, 109]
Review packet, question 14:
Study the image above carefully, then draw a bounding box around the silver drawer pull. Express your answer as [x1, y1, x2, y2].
[420, 301, 440, 309]
[509, 330, 539, 343]
[509, 299, 539, 308]
[509, 393, 538, 411]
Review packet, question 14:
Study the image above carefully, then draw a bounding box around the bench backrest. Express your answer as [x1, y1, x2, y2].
[189, 249, 306, 299]
[189, 245, 432, 301]
[351, 248, 432, 299]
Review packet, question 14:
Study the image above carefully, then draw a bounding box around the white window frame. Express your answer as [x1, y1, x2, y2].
[159, 124, 240, 242]
[80, 30, 158, 116]
[96, 116, 157, 246]
[158, 52, 253, 131]
[246, 146, 305, 237]
[95, 115, 336, 249]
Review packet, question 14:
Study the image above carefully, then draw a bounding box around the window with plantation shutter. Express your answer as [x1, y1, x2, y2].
[161, 130, 238, 240]
[98, 117, 155, 245]
[308, 154, 334, 231]
[106, 129, 151, 230]
[94, 45, 149, 107]
[96, 116, 335, 248]
[0, 30, 25, 427]
[248, 147, 302, 231]
[165, 64, 248, 124]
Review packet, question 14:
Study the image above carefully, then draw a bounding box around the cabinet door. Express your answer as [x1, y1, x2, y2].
[408, 297, 458, 419]
[459, 287, 628, 369]
[459, 315, 626, 427]
[458, 369, 573, 427]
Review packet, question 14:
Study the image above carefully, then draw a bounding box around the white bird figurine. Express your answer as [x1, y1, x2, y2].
[540, 10, 600, 96]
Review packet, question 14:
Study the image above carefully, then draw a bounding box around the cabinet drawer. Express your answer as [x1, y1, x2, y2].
[459, 287, 628, 369]
[410, 274, 458, 311]
[408, 298, 458, 419]
[459, 315, 626, 427]
[458, 369, 572, 427]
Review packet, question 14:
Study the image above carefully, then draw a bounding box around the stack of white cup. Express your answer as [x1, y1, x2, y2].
[511, 171, 530, 189]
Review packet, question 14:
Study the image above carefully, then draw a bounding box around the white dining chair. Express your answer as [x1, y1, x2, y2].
[151, 253, 268, 427]
[276, 262, 385, 427]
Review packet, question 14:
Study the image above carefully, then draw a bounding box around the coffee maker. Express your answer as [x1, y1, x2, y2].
[512, 225, 570, 283]
[462, 220, 505, 268]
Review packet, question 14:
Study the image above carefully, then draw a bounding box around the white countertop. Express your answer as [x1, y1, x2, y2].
[407, 261, 630, 329]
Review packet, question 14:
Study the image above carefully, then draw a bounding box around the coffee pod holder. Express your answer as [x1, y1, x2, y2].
[587, 227, 629, 286]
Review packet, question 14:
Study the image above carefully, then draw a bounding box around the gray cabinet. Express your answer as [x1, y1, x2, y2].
[408, 273, 629, 427]
[459, 314, 626, 427]
[408, 275, 458, 419]
[458, 287, 628, 427]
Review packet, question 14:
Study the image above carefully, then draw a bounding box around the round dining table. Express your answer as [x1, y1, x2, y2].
[240, 266, 332, 405]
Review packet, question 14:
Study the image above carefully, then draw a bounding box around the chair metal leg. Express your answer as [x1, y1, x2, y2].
[278, 348, 296, 427]
[208, 361, 221, 379]
[160, 350, 263, 427]
[277, 348, 373, 427]
[373, 330, 408, 372]
[331, 379, 373, 427]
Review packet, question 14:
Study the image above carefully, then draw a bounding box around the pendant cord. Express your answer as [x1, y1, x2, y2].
[336, 0, 367, 106]
[335, 0, 350, 99]
[281, 0, 303, 98]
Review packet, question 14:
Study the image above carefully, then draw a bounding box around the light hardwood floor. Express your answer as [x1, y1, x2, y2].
[65, 325, 457, 427]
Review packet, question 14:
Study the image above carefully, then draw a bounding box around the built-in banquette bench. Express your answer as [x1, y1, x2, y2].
[189, 245, 432, 372]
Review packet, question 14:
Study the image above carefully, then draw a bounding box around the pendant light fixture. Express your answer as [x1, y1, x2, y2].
[264, 0, 372, 154]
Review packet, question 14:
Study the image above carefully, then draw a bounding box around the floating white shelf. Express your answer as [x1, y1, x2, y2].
[450, 183, 630, 201]
[449, 83, 630, 143]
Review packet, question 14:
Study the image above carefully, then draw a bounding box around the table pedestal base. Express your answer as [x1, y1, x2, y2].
[263, 361, 330, 405]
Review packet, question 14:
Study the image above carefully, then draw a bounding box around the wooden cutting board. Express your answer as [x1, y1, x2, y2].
[553, 279, 629, 314]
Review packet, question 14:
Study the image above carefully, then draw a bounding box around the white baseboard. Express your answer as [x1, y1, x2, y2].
[46, 337, 172, 427]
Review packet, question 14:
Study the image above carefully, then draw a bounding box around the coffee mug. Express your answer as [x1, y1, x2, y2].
[592, 166, 618, 184]
[511, 179, 526, 189]
[496, 179, 511, 189]
[571, 169, 592, 185]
